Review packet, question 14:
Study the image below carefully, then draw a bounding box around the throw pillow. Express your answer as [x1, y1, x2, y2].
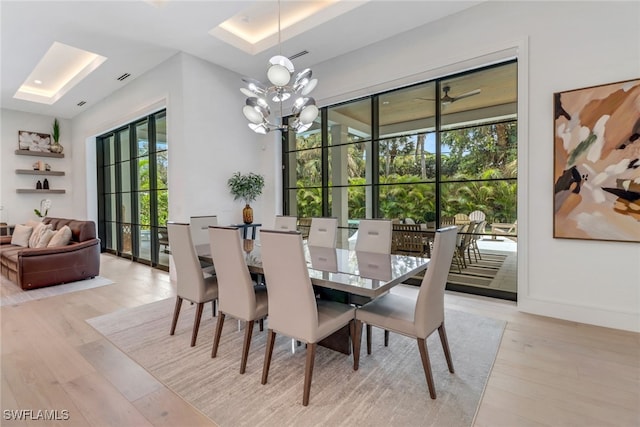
[37, 229, 56, 248]
[48, 225, 72, 247]
[29, 222, 53, 248]
[10, 224, 33, 247]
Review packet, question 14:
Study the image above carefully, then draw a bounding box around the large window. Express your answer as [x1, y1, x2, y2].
[283, 61, 517, 297]
[96, 110, 169, 270]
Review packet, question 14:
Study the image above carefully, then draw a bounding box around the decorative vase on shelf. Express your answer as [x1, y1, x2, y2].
[36, 180, 42, 189]
[50, 141, 64, 154]
[242, 204, 253, 224]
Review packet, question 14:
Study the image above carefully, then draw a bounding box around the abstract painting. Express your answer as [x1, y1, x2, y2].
[554, 78, 640, 242]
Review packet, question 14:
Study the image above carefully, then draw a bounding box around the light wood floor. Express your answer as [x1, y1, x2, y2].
[1, 254, 638, 426]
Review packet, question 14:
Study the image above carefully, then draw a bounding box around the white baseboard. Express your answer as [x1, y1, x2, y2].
[518, 296, 640, 332]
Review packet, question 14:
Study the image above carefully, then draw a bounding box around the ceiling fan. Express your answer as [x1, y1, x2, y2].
[440, 85, 481, 104]
[415, 85, 481, 104]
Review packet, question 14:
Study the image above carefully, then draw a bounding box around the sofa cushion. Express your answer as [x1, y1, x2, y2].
[11, 224, 33, 247]
[48, 225, 72, 247]
[43, 218, 96, 242]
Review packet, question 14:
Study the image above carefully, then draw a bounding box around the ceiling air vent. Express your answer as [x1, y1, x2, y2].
[77, 101, 86, 106]
[117, 73, 131, 81]
[288, 50, 308, 61]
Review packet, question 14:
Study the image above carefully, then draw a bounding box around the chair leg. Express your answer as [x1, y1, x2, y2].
[211, 299, 217, 317]
[417, 337, 436, 399]
[170, 296, 183, 335]
[190, 302, 204, 347]
[384, 330, 389, 347]
[353, 320, 362, 370]
[438, 323, 455, 373]
[240, 320, 255, 374]
[211, 312, 226, 358]
[366, 324, 372, 355]
[303, 343, 317, 406]
[259, 318, 264, 332]
[261, 329, 276, 385]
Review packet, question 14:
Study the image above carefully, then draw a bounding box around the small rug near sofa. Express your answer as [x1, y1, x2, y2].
[87, 297, 505, 427]
[0, 275, 114, 306]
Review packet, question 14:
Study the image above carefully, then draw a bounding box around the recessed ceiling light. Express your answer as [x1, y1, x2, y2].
[210, 1, 367, 55]
[14, 41, 107, 105]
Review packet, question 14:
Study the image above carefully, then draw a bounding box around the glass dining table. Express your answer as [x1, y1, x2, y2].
[195, 241, 430, 301]
[196, 240, 430, 354]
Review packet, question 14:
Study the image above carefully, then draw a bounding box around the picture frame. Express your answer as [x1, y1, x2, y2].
[18, 130, 52, 153]
[553, 78, 640, 243]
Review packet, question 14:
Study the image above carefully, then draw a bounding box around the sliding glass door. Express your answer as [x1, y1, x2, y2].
[96, 109, 169, 270]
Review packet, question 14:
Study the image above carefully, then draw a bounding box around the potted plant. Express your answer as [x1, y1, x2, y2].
[227, 172, 265, 224]
[50, 118, 63, 154]
[424, 211, 436, 229]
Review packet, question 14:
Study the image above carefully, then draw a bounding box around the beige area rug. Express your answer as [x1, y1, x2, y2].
[0, 275, 114, 306]
[87, 297, 505, 427]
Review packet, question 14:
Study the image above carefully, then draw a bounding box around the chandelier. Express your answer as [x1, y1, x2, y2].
[241, 1, 318, 134]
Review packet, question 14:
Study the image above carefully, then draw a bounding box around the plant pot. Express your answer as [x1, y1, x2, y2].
[50, 141, 64, 154]
[242, 204, 253, 224]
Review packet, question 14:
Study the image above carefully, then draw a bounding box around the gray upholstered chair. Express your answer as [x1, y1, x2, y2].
[274, 215, 298, 231]
[259, 229, 358, 406]
[355, 219, 394, 348]
[355, 219, 393, 254]
[190, 215, 218, 274]
[307, 217, 338, 248]
[167, 222, 219, 347]
[208, 226, 268, 374]
[189, 215, 218, 246]
[355, 226, 458, 399]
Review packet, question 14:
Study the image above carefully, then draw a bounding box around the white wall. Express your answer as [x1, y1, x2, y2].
[69, 52, 277, 228]
[0, 110, 73, 223]
[311, 1, 640, 331]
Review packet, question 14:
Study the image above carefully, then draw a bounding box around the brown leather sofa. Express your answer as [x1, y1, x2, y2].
[0, 217, 100, 290]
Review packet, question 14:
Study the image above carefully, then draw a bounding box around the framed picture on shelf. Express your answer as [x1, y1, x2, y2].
[18, 130, 51, 153]
[553, 78, 640, 243]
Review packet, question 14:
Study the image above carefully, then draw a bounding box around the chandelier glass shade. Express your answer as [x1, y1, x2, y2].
[241, 2, 318, 134]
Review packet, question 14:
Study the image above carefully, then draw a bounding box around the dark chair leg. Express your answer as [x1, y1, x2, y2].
[438, 323, 455, 373]
[303, 343, 316, 406]
[259, 318, 264, 332]
[190, 302, 204, 347]
[366, 324, 372, 355]
[261, 329, 276, 385]
[170, 296, 183, 335]
[417, 337, 436, 399]
[353, 320, 362, 370]
[384, 330, 389, 347]
[211, 312, 226, 358]
[211, 299, 217, 317]
[240, 320, 255, 374]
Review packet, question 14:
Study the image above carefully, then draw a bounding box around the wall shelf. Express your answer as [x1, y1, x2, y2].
[16, 169, 65, 176]
[15, 149, 64, 158]
[16, 189, 66, 194]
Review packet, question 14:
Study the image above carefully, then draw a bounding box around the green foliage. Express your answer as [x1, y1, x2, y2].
[291, 121, 518, 225]
[227, 172, 265, 204]
[52, 118, 60, 142]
